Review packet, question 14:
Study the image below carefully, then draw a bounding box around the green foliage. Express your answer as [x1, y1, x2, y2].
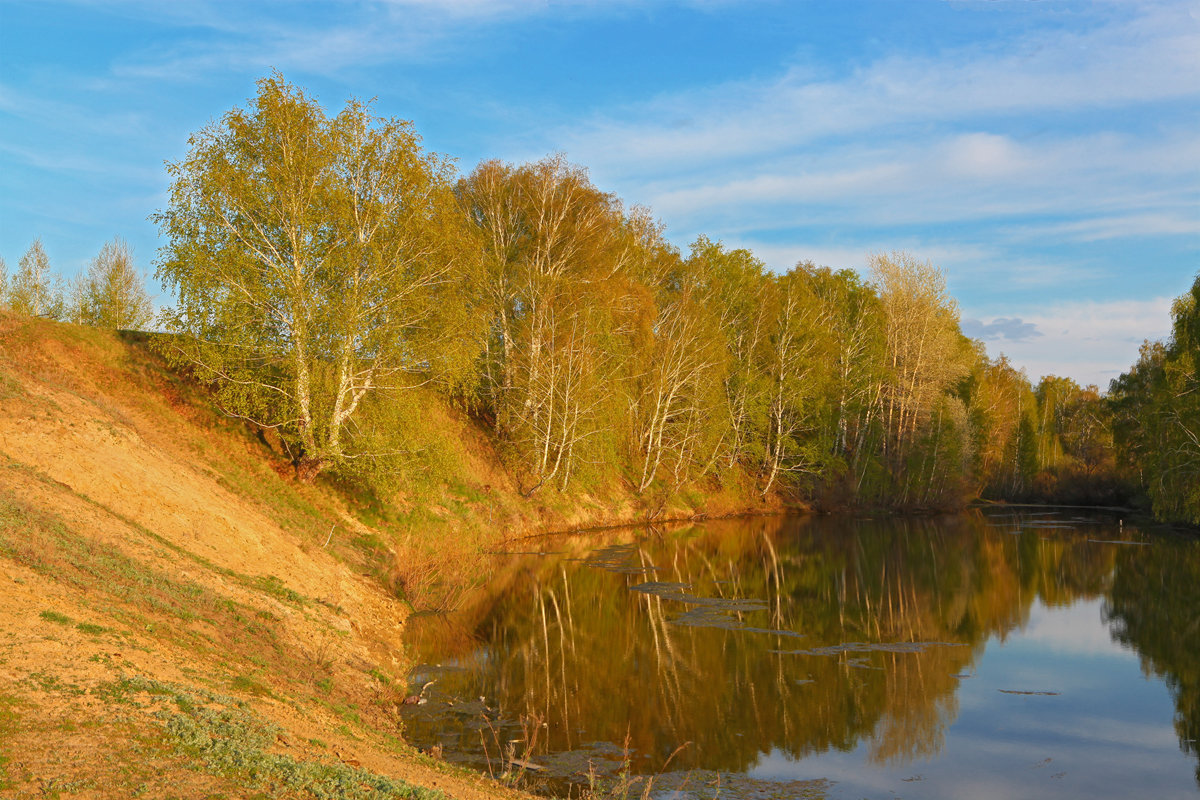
[68, 237, 154, 330]
[1110, 275, 1200, 522]
[967, 354, 1038, 498]
[145, 74, 1129, 511]
[7, 239, 64, 319]
[458, 155, 633, 494]
[154, 73, 481, 482]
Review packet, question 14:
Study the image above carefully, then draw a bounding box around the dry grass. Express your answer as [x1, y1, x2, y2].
[0, 314, 537, 800]
[388, 532, 490, 612]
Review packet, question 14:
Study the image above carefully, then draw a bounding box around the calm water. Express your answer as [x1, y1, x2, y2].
[400, 511, 1200, 798]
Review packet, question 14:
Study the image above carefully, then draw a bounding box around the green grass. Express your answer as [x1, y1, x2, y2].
[98, 677, 446, 800]
[230, 674, 272, 698]
[27, 671, 84, 696]
[251, 575, 306, 606]
[39, 610, 72, 625]
[0, 495, 206, 624]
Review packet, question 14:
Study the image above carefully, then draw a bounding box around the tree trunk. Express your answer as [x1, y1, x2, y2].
[296, 455, 325, 484]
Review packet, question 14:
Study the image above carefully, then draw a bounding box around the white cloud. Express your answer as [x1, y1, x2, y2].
[556, 2, 1200, 175]
[95, 0, 652, 81]
[530, 1, 1199, 282]
[1015, 212, 1200, 243]
[620, 126, 1196, 238]
[964, 295, 1175, 387]
[943, 133, 1031, 180]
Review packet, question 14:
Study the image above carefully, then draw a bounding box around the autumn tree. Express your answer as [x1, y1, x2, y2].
[154, 75, 477, 482]
[70, 237, 154, 329]
[459, 155, 632, 493]
[1057, 384, 1112, 476]
[1033, 376, 1080, 471]
[800, 265, 887, 496]
[687, 237, 773, 474]
[870, 252, 974, 505]
[758, 267, 831, 495]
[627, 245, 728, 493]
[969, 354, 1037, 497]
[8, 239, 63, 319]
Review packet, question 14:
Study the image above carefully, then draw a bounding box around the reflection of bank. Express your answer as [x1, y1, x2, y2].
[400, 511, 1198, 795]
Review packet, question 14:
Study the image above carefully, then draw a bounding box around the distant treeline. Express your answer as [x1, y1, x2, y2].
[3, 76, 1145, 514]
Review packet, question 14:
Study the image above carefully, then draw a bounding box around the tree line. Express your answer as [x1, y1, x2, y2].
[5, 76, 1131, 511]
[0, 236, 153, 330]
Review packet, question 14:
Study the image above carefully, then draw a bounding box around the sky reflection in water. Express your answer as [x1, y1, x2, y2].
[401, 512, 1200, 799]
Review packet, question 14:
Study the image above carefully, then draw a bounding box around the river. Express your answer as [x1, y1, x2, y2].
[400, 510, 1200, 799]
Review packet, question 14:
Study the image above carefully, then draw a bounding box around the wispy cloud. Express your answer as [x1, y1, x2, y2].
[965, 296, 1175, 387]
[541, 1, 1200, 278]
[557, 3, 1200, 169]
[621, 127, 1197, 238]
[1012, 212, 1200, 243]
[727, 240, 993, 277]
[96, 0, 647, 81]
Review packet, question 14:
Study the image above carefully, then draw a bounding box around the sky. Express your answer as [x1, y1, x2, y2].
[1, 0, 1197, 388]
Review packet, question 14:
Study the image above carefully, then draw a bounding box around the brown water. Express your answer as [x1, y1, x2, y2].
[400, 510, 1200, 798]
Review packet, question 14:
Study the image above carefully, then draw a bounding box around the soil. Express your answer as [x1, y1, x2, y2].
[0, 315, 532, 800]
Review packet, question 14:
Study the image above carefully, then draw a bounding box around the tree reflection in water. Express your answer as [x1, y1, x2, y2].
[401, 512, 1198, 794]
[1105, 532, 1200, 785]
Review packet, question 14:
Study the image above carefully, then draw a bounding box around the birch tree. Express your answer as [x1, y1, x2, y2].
[628, 257, 727, 493]
[154, 75, 476, 482]
[8, 239, 63, 319]
[687, 237, 773, 472]
[801, 265, 887, 492]
[871, 252, 972, 462]
[72, 237, 154, 329]
[968, 354, 1037, 497]
[460, 155, 629, 493]
[759, 268, 830, 495]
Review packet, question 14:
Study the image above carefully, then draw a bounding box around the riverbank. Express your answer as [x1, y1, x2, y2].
[0, 313, 783, 798]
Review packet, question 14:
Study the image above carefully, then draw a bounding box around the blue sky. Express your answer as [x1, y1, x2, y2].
[1, 0, 1197, 387]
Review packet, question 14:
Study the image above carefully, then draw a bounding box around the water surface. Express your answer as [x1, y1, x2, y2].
[401, 511, 1200, 798]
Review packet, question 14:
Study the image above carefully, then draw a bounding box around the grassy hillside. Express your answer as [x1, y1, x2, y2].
[0, 313, 777, 798]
